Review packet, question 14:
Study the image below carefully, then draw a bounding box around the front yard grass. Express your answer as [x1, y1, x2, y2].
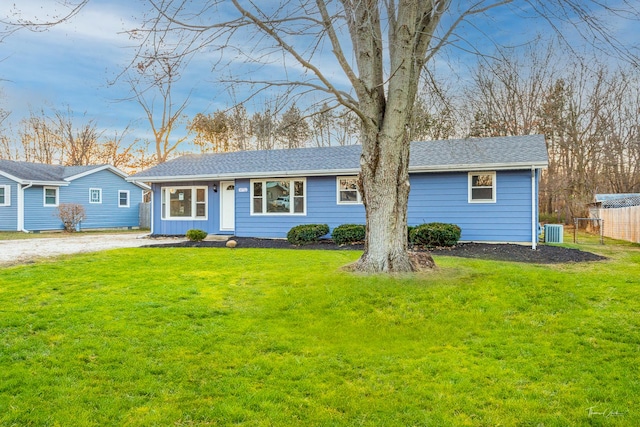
[0, 246, 638, 426]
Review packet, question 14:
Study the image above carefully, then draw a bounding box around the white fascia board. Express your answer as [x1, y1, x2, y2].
[25, 180, 70, 186]
[0, 170, 22, 183]
[128, 162, 548, 183]
[408, 161, 548, 173]
[127, 168, 362, 183]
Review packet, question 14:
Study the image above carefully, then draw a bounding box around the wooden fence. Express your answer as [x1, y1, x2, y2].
[139, 202, 151, 230]
[599, 205, 640, 243]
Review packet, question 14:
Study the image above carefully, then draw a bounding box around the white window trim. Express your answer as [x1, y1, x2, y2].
[162, 186, 208, 221]
[118, 190, 130, 208]
[0, 185, 10, 207]
[250, 178, 307, 215]
[89, 188, 102, 204]
[336, 176, 362, 205]
[468, 171, 497, 203]
[43, 187, 59, 207]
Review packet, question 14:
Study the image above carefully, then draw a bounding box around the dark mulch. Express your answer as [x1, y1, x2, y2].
[144, 237, 606, 264]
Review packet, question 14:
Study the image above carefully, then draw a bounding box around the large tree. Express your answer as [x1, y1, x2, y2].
[138, 0, 639, 272]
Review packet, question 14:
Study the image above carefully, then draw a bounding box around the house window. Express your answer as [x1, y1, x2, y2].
[0, 185, 9, 206]
[468, 172, 496, 203]
[251, 178, 305, 215]
[337, 176, 362, 204]
[162, 186, 207, 220]
[44, 187, 59, 207]
[118, 190, 130, 208]
[89, 188, 102, 204]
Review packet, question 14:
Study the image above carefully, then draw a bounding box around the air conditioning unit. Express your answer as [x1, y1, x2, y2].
[544, 224, 564, 243]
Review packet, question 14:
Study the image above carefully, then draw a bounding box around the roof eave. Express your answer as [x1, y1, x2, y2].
[128, 161, 548, 183]
[409, 161, 549, 173]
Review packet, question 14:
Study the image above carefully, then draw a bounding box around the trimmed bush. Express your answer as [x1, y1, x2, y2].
[332, 224, 366, 245]
[186, 229, 208, 242]
[287, 224, 329, 245]
[409, 222, 461, 248]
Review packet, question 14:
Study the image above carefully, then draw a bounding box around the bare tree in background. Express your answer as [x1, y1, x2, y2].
[55, 107, 102, 166]
[139, 0, 639, 272]
[189, 111, 231, 153]
[277, 105, 310, 149]
[0, 1, 88, 42]
[20, 108, 58, 164]
[125, 54, 190, 164]
[250, 109, 278, 150]
[97, 127, 137, 172]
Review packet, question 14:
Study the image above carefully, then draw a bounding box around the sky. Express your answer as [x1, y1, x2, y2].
[0, 0, 638, 153]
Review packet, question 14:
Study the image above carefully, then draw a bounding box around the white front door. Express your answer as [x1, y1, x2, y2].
[220, 181, 235, 231]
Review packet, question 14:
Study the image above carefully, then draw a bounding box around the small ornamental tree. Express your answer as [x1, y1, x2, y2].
[56, 203, 86, 232]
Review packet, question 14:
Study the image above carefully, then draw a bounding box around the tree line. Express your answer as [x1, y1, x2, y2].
[1, 48, 638, 222]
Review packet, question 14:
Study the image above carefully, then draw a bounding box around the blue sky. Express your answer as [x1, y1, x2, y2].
[1, 0, 637, 151]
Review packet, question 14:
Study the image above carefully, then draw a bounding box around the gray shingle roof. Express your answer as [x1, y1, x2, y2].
[0, 160, 110, 183]
[595, 193, 640, 208]
[131, 135, 548, 181]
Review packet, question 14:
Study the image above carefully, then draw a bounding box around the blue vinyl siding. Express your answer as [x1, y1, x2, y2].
[151, 182, 220, 235]
[234, 177, 365, 238]
[0, 177, 17, 231]
[151, 170, 539, 243]
[408, 170, 534, 242]
[23, 170, 144, 231]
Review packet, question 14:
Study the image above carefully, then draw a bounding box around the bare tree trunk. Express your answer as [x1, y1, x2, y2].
[353, 126, 413, 271]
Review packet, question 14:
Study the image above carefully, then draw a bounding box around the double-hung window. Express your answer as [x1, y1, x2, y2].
[337, 176, 362, 204]
[0, 185, 9, 206]
[468, 172, 496, 203]
[44, 187, 59, 207]
[118, 190, 130, 208]
[161, 186, 207, 220]
[251, 178, 305, 215]
[89, 188, 102, 204]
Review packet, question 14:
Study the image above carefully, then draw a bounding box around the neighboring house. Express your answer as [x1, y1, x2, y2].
[0, 160, 149, 232]
[589, 193, 640, 243]
[129, 135, 549, 247]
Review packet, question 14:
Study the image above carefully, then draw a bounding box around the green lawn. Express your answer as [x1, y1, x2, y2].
[0, 245, 638, 426]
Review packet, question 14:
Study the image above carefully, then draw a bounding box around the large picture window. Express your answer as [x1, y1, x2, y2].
[337, 176, 362, 204]
[44, 187, 59, 207]
[468, 172, 496, 203]
[251, 178, 305, 215]
[0, 185, 9, 206]
[161, 186, 208, 220]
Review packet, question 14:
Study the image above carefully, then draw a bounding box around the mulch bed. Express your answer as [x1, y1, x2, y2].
[144, 237, 606, 264]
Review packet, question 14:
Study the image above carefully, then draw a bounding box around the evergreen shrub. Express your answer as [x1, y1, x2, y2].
[287, 224, 329, 245]
[409, 222, 461, 248]
[332, 224, 366, 245]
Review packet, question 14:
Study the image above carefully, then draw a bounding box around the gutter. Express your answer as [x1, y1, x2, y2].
[128, 162, 550, 184]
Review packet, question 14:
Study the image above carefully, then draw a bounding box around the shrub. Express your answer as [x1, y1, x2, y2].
[287, 224, 329, 245]
[409, 222, 461, 248]
[186, 229, 208, 242]
[332, 224, 366, 245]
[56, 203, 86, 232]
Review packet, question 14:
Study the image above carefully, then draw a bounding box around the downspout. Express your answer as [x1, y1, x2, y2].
[150, 189, 154, 235]
[531, 167, 537, 250]
[19, 182, 33, 233]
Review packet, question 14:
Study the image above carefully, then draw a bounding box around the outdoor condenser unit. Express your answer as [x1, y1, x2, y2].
[544, 224, 564, 243]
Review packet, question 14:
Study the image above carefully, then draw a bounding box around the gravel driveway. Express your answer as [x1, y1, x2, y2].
[0, 233, 182, 267]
